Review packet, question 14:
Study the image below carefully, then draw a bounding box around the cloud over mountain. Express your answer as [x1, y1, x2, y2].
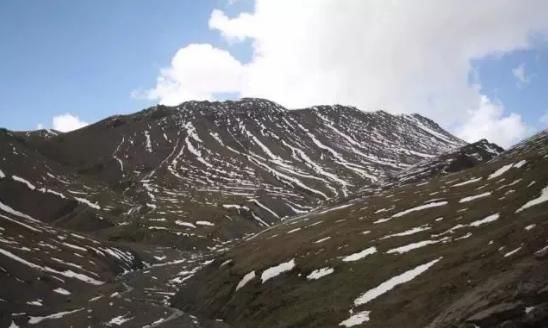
[145, 0, 548, 147]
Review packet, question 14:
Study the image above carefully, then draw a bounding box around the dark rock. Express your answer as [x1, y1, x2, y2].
[523, 303, 548, 326]
[466, 302, 524, 326]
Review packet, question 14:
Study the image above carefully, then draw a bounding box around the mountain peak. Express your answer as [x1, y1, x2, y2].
[174, 97, 287, 113]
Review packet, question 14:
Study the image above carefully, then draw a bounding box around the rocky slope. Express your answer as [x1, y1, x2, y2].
[172, 131, 548, 328]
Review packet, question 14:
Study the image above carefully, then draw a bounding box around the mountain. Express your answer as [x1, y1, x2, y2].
[4, 98, 543, 328]
[1, 99, 465, 251]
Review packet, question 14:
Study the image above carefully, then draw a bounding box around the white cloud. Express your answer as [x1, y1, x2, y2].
[36, 123, 44, 130]
[145, 0, 548, 146]
[144, 43, 244, 105]
[512, 63, 530, 86]
[52, 113, 88, 132]
[209, 9, 257, 42]
[455, 96, 529, 148]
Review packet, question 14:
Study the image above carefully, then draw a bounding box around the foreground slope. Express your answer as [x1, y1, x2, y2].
[172, 130, 548, 328]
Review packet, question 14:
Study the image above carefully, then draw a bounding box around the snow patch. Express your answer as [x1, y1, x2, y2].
[74, 197, 101, 210]
[516, 185, 548, 213]
[354, 257, 442, 306]
[53, 288, 71, 295]
[488, 160, 526, 180]
[525, 224, 536, 231]
[12, 175, 36, 190]
[261, 259, 296, 283]
[175, 220, 196, 228]
[469, 213, 500, 227]
[504, 247, 521, 257]
[380, 225, 431, 240]
[386, 239, 447, 254]
[144, 130, 153, 152]
[339, 311, 370, 327]
[342, 247, 377, 262]
[28, 308, 84, 324]
[195, 220, 215, 226]
[106, 313, 134, 326]
[451, 177, 482, 187]
[314, 236, 331, 244]
[391, 201, 448, 218]
[307, 267, 334, 280]
[26, 299, 43, 306]
[236, 271, 256, 291]
[0, 202, 40, 225]
[458, 192, 491, 203]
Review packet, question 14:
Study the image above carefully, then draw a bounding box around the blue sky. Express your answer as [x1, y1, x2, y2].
[472, 39, 548, 127]
[0, 0, 252, 131]
[1, 1, 547, 147]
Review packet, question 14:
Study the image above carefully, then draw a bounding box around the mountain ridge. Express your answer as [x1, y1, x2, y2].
[1, 98, 470, 251]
